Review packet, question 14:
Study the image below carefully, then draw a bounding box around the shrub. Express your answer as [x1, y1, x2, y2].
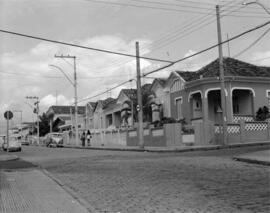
[256, 106, 270, 121]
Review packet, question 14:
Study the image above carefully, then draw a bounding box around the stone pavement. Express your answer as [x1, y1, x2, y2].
[234, 149, 270, 166]
[0, 169, 90, 213]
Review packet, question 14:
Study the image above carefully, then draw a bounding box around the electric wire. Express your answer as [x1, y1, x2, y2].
[143, 20, 270, 77]
[85, 0, 269, 17]
[0, 29, 173, 63]
[76, 79, 134, 104]
[76, 21, 270, 104]
[82, 1, 236, 72]
[233, 27, 270, 58]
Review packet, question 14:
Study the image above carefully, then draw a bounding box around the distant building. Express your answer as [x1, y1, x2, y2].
[46, 105, 86, 131]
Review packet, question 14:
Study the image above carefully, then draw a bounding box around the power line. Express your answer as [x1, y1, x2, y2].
[85, 0, 215, 14]
[130, 0, 269, 15]
[233, 27, 270, 58]
[0, 70, 131, 79]
[85, 0, 269, 18]
[147, 2, 254, 53]
[0, 29, 173, 63]
[143, 20, 270, 77]
[76, 20, 270, 104]
[76, 79, 134, 103]
[79, 1, 235, 72]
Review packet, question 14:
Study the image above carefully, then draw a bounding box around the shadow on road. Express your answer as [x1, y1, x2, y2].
[0, 159, 37, 170]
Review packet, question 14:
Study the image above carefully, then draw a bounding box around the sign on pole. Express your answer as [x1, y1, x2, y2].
[4, 110, 13, 152]
[4, 111, 13, 120]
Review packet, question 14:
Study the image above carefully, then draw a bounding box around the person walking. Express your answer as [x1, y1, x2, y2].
[80, 131, 86, 147]
[86, 130, 92, 146]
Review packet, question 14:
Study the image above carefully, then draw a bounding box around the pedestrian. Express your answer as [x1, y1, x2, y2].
[86, 130, 92, 146]
[80, 131, 86, 147]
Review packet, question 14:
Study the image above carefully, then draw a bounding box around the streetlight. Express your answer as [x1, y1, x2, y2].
[243, 1, 270, 15]
[26, 96, 39, 145]
[49, 63, 79, 146]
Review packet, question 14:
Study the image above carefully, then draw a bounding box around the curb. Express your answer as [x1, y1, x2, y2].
[0, 155, 19, 162]
[41, 169, 97, 213]
[233, 157, 270, 166]
[63, 141, 270, 153]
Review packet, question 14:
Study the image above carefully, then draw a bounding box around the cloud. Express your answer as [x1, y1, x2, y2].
[0, 35, 153, 121]
[250, 51, 270, 66]
[40, 94, 71, 107]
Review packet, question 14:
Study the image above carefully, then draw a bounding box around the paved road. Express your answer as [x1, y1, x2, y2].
[15, 145, 270, 213]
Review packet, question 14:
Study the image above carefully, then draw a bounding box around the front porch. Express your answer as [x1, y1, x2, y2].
[189, 88, 255, 124]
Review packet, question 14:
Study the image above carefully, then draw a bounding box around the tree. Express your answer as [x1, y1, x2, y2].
[38, 113, 51, 136]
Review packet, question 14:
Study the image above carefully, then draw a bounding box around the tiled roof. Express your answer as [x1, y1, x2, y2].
[48, 106, 86, 115]
[87, 102, 97, 110]
[175, 71, 199, 82]
[57, 116, 71, 121]
[100, 98, 116, 109]
[104, 99, 118, 110]
[155, 78, 167, 87]
[176, 57, 270, 82]
[142, 83, 152, 93]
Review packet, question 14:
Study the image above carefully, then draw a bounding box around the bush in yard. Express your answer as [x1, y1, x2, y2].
[256, 106, 270, 121]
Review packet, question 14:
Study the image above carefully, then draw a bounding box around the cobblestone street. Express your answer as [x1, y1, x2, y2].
[16, 146, 270, 213]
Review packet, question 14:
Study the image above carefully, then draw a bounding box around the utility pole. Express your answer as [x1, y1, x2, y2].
[216, 5, 227, 145]
[55, 55, 79, 146]
[136, 42, 144, 149]
[26, 96, 39, 144]
[226, 33, 231, 57]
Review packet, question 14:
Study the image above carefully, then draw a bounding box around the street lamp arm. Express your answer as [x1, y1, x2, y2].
[49, 64, 75, 87]
[243, 1, 270, 15]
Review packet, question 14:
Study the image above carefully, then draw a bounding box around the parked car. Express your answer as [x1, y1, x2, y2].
[44, 133, 64, 148]
[21, 138, 30, 146]
[0, 135, 5, 148]
[2, 135, 22, 152]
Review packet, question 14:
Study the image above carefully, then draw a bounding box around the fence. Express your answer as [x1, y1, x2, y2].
[214, 121, 270, 144]
[63, 121, 270, 147]
[127, 123, 195, 147]
[63, 129, 127, 147]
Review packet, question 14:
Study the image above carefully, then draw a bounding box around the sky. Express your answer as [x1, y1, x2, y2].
[0, 0, 270, 131]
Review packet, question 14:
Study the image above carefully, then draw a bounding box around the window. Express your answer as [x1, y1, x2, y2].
[233, 96, 239, 114]
[175, 98, 182, 119]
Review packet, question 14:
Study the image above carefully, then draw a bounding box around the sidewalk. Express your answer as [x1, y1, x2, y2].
[0, 169, 91, 213]
[64, 141, 270, 153]
[234, 149, 270, 166]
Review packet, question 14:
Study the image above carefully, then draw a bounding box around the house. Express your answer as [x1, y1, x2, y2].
[89, 84, 154, 130]
[85, 102, 97, 130]
[46, 105, 86, 131]
[168, 57, 270, 125]
[117, 89, 137, 127]
[92, 98, 116, 129]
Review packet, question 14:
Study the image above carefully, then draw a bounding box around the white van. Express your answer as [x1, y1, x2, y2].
[2, 134, 22, 152]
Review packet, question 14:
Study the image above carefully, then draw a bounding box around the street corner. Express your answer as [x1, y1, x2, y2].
[233, 149, 270, 166]
[0, 152, 19, 162]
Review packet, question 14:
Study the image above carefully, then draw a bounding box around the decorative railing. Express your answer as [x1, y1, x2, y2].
[245, 122, 268, 131]
[214, 124, 240, 134]
[233, 115, 254, 123]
